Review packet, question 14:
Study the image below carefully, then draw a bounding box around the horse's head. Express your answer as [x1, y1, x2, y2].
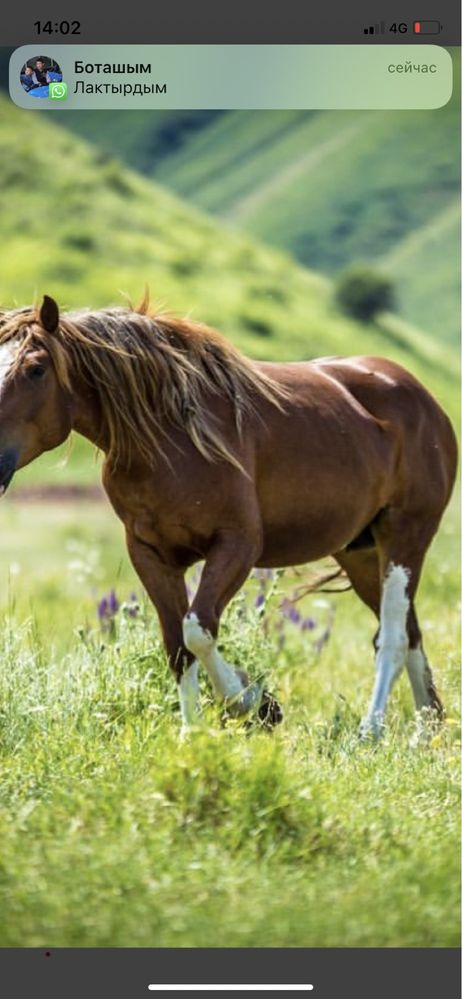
[0, 296, 73, 494]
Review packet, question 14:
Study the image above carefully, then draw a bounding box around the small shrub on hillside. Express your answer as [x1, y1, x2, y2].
[172, 255, 202, 277]
[63, 232, 96, 252]
[335, 266, 395, 321]
[239, 313, 273, 337]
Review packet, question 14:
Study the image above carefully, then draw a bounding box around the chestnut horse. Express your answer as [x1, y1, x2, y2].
[0, 296, 457, 737]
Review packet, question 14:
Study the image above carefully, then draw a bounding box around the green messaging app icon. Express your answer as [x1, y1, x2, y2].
[49, 81, 68, 100]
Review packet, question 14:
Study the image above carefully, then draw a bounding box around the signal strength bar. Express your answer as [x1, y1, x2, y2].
[364, 21, 385, 34]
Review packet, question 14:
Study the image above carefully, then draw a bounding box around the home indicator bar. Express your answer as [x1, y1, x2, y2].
[147, 987, 314, 992]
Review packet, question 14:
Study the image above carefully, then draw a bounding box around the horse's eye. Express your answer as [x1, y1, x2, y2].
[27, 363, 46, 382]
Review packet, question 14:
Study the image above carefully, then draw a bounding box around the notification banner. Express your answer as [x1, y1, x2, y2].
[10, 44, 453, 110]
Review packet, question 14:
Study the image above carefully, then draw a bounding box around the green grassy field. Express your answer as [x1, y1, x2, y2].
[0, 495, 459, 947]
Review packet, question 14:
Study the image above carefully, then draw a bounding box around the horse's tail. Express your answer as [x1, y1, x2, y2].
[292, 566, 351, 601]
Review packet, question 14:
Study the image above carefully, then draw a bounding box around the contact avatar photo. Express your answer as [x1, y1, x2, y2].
[19, 54, 66, 99]
[0, 49, 460, 952]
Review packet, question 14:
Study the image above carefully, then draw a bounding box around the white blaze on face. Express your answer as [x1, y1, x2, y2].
[0, 338, 21, 496]
[0, 338, 19, 397]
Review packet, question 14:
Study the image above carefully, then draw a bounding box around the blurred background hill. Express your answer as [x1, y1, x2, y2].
[61, 92, 460, 347]
[0, 90, 459, 488]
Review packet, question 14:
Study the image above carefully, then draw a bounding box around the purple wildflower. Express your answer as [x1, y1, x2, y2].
[126, 593, 140, 618]
[97, 589, 120, 628]
[280, 599, 301, 625]
[255, 592, 265, 609]
[108, 589, 119, 615]
[97, 597, 109, 621]
[301, 617, 316, 631]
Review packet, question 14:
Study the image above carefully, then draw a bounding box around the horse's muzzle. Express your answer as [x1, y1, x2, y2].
[0, 447, 19, 495]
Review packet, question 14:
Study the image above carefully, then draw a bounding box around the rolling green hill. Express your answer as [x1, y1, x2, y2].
[0, 96, 458, 488]
[63, 88, 460, 345]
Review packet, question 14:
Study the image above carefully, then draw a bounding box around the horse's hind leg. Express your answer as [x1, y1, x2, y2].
[335, 545, 383, 703]
[335, 545, 381, 620]
[337, 538, 443, 733]
[359, 508, 442, 737]
[337, 546, 410, 732]
[406, 605, 444, 716]
[183, 530, 282, 726]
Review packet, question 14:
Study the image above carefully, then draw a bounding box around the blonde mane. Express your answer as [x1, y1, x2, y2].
[0, 302, 287, 471]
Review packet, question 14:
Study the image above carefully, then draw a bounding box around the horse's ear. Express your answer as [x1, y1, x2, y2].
[39, 295, 59, 333]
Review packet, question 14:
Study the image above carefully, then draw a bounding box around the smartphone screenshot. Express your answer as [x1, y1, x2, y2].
[0, 3, 460, 995]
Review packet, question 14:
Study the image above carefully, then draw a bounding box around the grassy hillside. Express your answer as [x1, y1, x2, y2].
[0, 96, 458, 490]
[57, 109, 224, 171]
[62, 85, 461, 345]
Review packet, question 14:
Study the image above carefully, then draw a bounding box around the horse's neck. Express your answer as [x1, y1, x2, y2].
[70, 381, 109, 453]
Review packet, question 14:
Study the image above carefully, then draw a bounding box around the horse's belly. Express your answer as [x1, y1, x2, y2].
[253, 389, 395, 567]
[255, 462, 387, 567]
[257, 516, 364, 567]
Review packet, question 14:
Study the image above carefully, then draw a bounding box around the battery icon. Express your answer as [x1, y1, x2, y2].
[413, 20, 442, 34]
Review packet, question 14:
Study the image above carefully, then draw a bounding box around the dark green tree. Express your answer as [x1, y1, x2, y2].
[335, 266, 394, 321]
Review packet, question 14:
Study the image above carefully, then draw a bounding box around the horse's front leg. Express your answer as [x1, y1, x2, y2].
[183, 531, 281, 722]
[125, 530, 199, 731]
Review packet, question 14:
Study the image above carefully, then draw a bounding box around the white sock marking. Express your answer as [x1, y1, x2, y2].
[183, 613, 243, 699]
[183, 612, 261, 713]
[178, 660, 200, 729]
[361, 563, 410, 736]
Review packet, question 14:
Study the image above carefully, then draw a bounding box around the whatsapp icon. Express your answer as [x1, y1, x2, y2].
[49, 81, 68, 100]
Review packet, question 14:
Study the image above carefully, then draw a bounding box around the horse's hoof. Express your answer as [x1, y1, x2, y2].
[427, 685, 445, 720]
[358, 717, 383, 742]
[224, 682, 283, 730]
[257, 690, 284, 728]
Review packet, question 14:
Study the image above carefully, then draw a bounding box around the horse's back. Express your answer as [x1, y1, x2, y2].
[257, 355, 457, 514]
[313, 357, 457, 492]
